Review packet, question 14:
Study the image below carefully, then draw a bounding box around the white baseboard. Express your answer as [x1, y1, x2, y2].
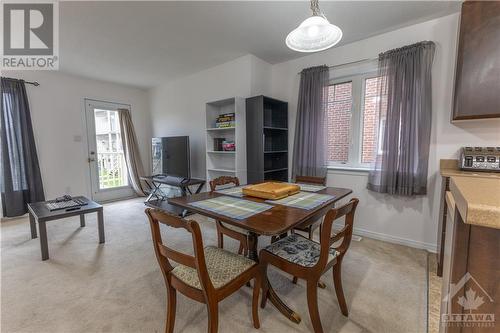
[99, 195, 138, 204]
[334, 223, 437, 253]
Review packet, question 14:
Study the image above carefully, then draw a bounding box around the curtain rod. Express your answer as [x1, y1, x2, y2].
[2, 77, 40, 86]
[298, 57, 378, 74]
[23, 80, 40, 86]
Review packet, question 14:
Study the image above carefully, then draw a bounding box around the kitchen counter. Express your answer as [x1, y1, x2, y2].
[440, 159, 500, 178]
[450, 176, 500, 229]
[436, 159, 500, 277]
[439, 177, 499, 333]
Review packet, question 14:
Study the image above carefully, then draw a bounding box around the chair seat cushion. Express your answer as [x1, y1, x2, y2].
[171, 246, 256, 289]
[263, 234, 339, 267]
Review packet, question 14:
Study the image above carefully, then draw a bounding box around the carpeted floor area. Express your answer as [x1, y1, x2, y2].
[427, 253, 442, 333]
[1, 198, 427, 333]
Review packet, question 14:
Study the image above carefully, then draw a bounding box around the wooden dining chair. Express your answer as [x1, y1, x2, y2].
[259, 198, 359, 333]
[145, 208, 261, 333]
[209, 176, 248, 256]
[292, 175, 327, 240]
[290, 175, 328, 286]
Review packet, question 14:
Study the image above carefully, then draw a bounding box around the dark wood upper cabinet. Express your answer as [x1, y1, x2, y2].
[452, 1, 500, 120]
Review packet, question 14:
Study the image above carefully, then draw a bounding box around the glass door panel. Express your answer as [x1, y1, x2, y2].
[85, 100, 134, 202]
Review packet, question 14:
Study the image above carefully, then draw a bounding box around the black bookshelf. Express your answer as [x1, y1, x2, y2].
[246, 96, 288, 183]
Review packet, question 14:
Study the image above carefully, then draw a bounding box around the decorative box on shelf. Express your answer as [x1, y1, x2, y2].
[222, 140, 235, 151]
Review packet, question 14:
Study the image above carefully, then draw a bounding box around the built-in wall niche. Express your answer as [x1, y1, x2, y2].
[205, 97, 246, 183]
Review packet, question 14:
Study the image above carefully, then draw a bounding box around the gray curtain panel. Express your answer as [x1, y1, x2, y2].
[1, 77, 45, 217]
[367, 41, 436, 195]
[118, 109, 146, 196]
[292, 65, 329, 179]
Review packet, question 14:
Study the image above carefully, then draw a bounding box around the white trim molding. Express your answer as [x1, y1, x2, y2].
[334, 222, 437, 252]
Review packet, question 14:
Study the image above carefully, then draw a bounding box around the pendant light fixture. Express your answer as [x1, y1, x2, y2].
[286, 0, 343, 53]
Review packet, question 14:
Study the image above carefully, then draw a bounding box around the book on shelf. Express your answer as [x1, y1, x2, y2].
[215, 121, 235, 128]
[215, 113, 235, 128]
[217, 112, 234, 121]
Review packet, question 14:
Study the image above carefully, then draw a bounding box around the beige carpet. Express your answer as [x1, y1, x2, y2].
[1, 198, 427, 333]
[427, 253, 442, 333]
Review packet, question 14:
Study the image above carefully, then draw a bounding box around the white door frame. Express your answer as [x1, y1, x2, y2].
[84, 99, 135, 202]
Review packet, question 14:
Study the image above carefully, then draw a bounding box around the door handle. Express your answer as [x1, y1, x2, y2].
[88, 157, 95, 162]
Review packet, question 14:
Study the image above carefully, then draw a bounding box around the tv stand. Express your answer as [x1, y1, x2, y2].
[141, 175, 205, 217]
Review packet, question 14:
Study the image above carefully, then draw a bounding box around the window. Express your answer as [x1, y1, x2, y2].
[326, 73, 387, 169]
[326, 82, 352, 163]
[93, 109, 129, 189]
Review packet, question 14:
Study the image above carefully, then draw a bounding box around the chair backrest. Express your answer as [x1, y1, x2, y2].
[316, 198, 359, 267]
[145, 208, 214, 291]
[294, 175, 327, 186]
[209, 176, 240, 192]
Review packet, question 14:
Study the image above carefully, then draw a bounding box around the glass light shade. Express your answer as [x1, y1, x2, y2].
[286, 15, 343, 53]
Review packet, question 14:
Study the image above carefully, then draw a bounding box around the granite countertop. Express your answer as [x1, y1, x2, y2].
[449, 176, 500, 229]
[440, 159, 500, 178]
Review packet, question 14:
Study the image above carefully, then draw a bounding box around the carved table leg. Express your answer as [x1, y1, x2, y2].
[247, 232, 301, 324]
[247, 232, 259, 261]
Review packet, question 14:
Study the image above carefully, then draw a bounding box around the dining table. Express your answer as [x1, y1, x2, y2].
[168, 186, 353, 324]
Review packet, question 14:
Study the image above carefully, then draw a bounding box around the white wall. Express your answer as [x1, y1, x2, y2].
[250, 55, 272, 96]
[1, 70, 151, 201]
[5, 13, 498, 250]
[149, 54, 272, 179]
[271, 13, 500, 251]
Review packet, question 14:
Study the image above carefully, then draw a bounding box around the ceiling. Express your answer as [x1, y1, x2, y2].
[59, 1, 461, 88]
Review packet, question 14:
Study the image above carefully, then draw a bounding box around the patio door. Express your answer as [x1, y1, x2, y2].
[85, 99, 134, 202]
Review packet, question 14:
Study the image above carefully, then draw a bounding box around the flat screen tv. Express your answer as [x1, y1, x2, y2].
[152, 136, 190, 179]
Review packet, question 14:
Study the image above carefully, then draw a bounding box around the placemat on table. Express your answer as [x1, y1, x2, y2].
[189, 195, 272, 219]
[215, 186, 244, 197]
[297, 183, 327, 192]
[266, 191, 335, 210]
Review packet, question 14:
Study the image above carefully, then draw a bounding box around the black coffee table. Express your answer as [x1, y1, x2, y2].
[27, 196, 104, 260]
